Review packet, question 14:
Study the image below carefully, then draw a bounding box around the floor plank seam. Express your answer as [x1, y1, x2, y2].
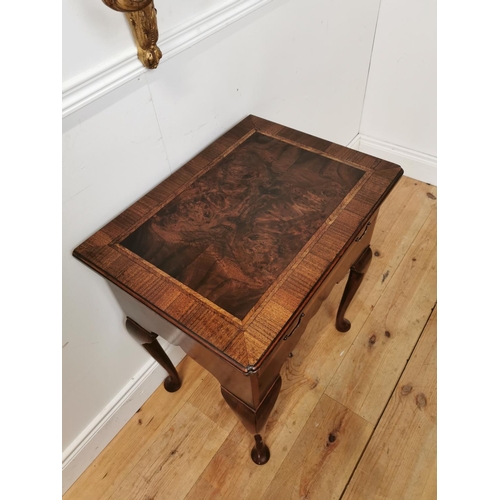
[320, 392, 373, 427]
[337, 300, 436, 500]
[181, 429, 230, 500]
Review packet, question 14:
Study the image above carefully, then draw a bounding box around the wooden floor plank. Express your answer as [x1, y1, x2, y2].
[107, 401, 228, 500]
[325, 206, 436, 424]
[342, 307, 437, 500]
[63, 357, 207, 500]
[263, 395, 373, 500]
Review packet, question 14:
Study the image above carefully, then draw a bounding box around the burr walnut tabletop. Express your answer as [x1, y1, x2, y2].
[73, 115, 403, 465]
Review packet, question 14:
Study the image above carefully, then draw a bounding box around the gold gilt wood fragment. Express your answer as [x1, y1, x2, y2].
[102, 0, 162, 69]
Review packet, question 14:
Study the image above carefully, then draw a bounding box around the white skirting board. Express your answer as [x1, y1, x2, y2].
[349, 134, 437, 186]
[62, 342, 185, 494]
[346, 134, 361, 150]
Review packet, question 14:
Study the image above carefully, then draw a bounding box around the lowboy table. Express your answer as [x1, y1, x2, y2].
[73, 115, 403, 464]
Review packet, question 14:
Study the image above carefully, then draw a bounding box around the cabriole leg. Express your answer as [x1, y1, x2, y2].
[336, 246, 373, 333]
[221, 375, 282, 465]
[126, 317, 181, 392]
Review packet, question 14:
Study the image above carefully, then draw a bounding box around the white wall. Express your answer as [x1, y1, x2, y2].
[63, 0, 227, 83]
[62, 0, 382, 491]
[359, 0, 437, 182]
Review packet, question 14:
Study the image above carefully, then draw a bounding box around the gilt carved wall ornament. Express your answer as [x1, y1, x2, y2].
[102, 0, 162, 69]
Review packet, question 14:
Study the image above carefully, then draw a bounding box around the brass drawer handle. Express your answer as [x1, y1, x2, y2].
[283, 313, 305, 341]
[355, 221, 371, 242]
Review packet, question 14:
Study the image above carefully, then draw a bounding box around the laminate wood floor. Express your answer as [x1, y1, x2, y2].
[64, 176, 437, 500]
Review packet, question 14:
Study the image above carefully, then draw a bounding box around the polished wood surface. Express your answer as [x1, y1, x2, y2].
[73, 115, 403, 370]
[65, 177, 436, 500]
[121, 132, 364, 320]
